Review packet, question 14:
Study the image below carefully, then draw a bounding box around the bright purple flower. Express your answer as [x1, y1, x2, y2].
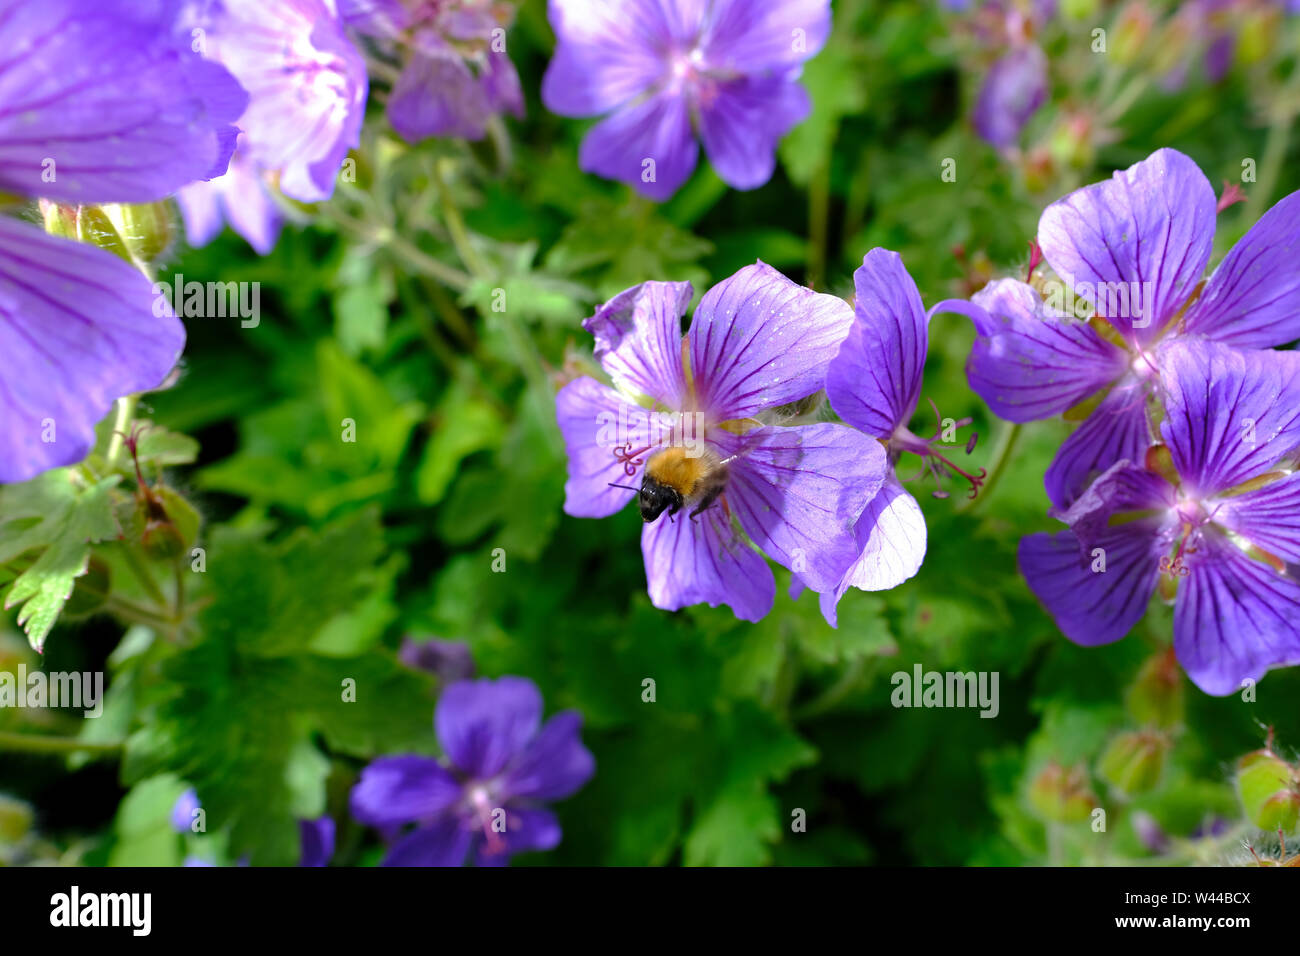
[965, 148, 1300, 507]
[812, 250, 962, 624]
[399, 636, 476, 682]
[555, 263, 887, 622]
[541, 0, 830, 200]
[0, 0, 246, 483]
[340, 0, 523, 143]
[350, 677, 594, 867]
[298, 817, 336, 867]
[1020, 339, 1300, 695]
[178, 0, 368, 252]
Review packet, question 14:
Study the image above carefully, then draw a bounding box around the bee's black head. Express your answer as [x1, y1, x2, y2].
[638, 478, 682, 522]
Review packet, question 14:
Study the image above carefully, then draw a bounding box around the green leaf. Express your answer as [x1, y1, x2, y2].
[0, 472, 120, 651]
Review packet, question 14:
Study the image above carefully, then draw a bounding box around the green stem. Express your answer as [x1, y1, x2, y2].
[0, 731, 123, 757]
[116, 544, 169, 608]
[104, 594, 176, 630]
[105, 394, 139, 469]
[326, 205, 472, 291]
[957, 423, 1021, 514]
[1246, 64, 1300, 222]
[432, 161, 490, 279]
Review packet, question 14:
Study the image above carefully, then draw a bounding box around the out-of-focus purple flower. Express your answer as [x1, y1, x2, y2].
[399, 636, 476, 682]
[350, 676, 594, 867]
[542, 0, 831, 200]
[0, 0, 246, 483]
[1019, 338, 1300, 695]
[812, 250, 956, 624]
[555, 263, 887, 622]
[964, 148, 1300, 508]
[1131, 810, 1170, 853]
[973, 44, 1048, 147]
[340, 0, 523, 143]
[176, 147, 284, 255]
[178, 0, 368, 252]
[171, 790, 337, 866]
[298, 817, 336, 867]
[948, 0, 1055, 148]
[171, 789, 201, 833]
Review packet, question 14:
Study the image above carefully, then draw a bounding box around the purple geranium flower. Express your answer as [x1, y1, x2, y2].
[178, 0, 368, 252]
[0, 0, 246, 483]
[1020, 338, 1300, 695]
[171, 788, 202, 833]
[350, 677, 594, 867]
[298, 817, 336, 867]
[965, 148, 1300, 507]
[811, 249, 968, 624]
[541, 0, 831, 200]
[340, 0, 523, 143]
[555, 263, 887, 622]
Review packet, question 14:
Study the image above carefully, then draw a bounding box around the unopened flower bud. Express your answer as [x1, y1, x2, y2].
[1112, 3, 1154, 65]
[1029, 762, 1096, 823]
[0, 794, 34, 843]
[1098, 730, 1167, 795]
[1125, 648, 1184, 728]
[1236, 749, 1299, 832]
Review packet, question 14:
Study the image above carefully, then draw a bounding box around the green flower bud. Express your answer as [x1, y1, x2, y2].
[1111, 4, 1154, 66]
[1125, 648, 1184, 728]
[1061, 0, 1099, 21]
[1029, 762, 1096, 823]
[1235, 10, 1277, 68]
[1098, 730, 1167, 796]
[1236, 750, 1299, 832]
[39, 200, 172, 272]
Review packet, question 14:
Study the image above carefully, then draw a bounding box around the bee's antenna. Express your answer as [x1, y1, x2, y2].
[607, 482, 640, 492]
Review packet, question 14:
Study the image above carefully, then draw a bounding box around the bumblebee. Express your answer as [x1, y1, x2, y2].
[617, 446, 731, 522]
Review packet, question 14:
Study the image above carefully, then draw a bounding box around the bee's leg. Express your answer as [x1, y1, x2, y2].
[689, 485, 725, 522]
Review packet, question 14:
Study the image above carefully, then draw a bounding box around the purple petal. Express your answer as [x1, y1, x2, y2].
[724, 423, 888, 594]
[1180, 190, 1300, 348]
[436, 677, 543, 778]
[973, 44, 1048, 148]
[338, 0, 408, 37]
[483, 49, 525, 119]
[1174, 532, 1300, 696]
[1214, 474, 1300, 565]
[555, 376, 676, 519]
[641, 504, 775, 622]
[1044, 382, 1154, 508]
[582, 280, 691, 407]
[502, 712, 594, 802]
[176, 150, 284, 255]
[817, 476, 926, 626]
[542, 0, 695, 116]
[474, 807, 562, 867]
[171, 788, 201, 833]
[389, 46, 490, 142]
[0, 219, 185, 483]
[698, 70, 809, 191]
[578, 91, 699, 201]
[381, 818, 471, 867]
[199, 0, 368, 202]
[0, 0, 245, 204]
[826, 249, 929, 438]
[964, 279, 1127, 423]
[688, 261, 854, 421]
[1157, 338, 1300, 497]
[1038, 148, 1216, 344]
[1019, 526, 1162, 647]
[349, 755, 462, 826]
[701, 0, 831, 72]
[298, 817, 335, 867]
[1055, 460, 1177, 552]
